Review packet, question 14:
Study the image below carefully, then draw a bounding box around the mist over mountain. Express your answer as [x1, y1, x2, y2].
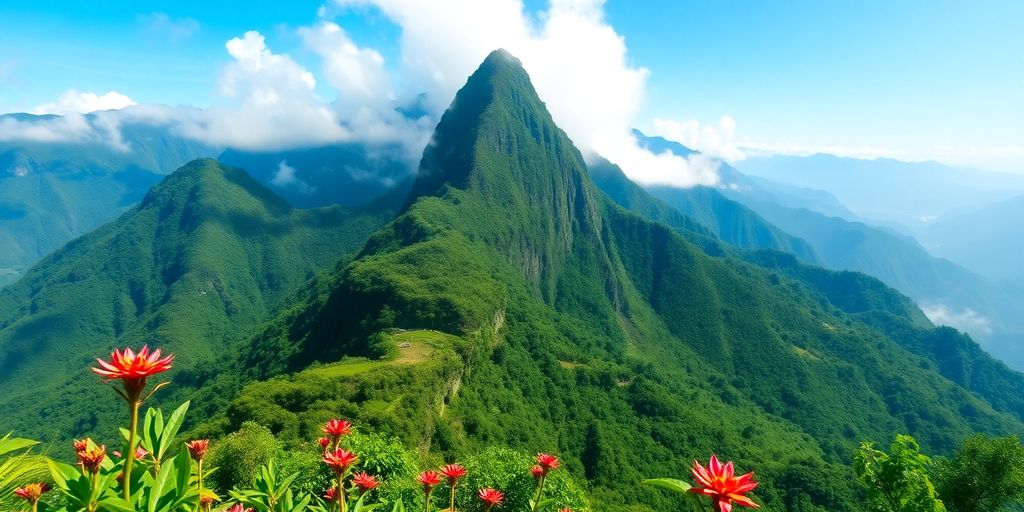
[737, 153, 1024, 227]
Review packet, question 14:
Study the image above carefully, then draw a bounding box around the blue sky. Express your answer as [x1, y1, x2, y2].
[1, 0, 1021, 172]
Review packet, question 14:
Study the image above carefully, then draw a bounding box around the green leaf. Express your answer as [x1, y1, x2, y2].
[157, 401, 190, 460]
[642, 478, 694, 495]
[97, 497, 137, 512]
[389, 500, 405, 512]
[0, 434, 38, 457]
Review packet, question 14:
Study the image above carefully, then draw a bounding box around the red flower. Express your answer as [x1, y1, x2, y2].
[318, 437, 331, 450]
[689, 455, 759, 512]
[77, 444, 106, 473]
[323, 487, 339, 501]
[199, 495, 216, 508]
[477, 488, 505, 509]
[323, 448, 359, 474]
[536, 453, 560, 474]
[92, 346, 173, 387]
[440, 463, 467, 484]
[72, 439, 89, 453]
[226, 505, 254, 512]
[352, 472, 380, 494]
[530, 465, 545, 480]
[417, 470, 443, 489]
[322, 419, 352, 438]
[186, 439, 209, 461]
[14, 482, 50, 503]
[559, 509, 573, 512]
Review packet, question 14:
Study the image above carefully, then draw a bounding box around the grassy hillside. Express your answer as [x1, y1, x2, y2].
[195, 50, 1024, 512]
[0, 159, 392, 439]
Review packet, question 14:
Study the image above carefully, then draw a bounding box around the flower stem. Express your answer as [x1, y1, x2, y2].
[449, 482, 457, 512]
[338, 473, 348, 512]
[531, 476, 547, 512]
[122, 398, 140, 500]
[197, 459, 204, 503]
[424, 488, 433, 512]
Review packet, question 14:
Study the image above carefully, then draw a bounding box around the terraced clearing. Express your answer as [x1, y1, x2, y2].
[306, 329, 459, 378]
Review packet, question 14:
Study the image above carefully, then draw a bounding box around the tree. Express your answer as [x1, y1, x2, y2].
[853, 434, 946, 512]
[933, 434, 1024, 512]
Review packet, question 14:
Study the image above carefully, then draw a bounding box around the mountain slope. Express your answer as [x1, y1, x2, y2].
[0, 116, 220, 286]
[587, 157, 818, 262]
[0, 159, 392, 438]
[918, 193, 1024, 285]
[203, 50, 1024, 512]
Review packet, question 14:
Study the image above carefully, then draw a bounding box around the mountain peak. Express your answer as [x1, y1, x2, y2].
[406, 48, 554, 203]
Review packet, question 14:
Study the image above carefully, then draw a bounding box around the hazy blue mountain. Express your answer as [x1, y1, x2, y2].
[737, 153, 1024, 227]
[916, 194, 1024, 285]
[0, 115, 219, 286]
[217, 143, 413, 209]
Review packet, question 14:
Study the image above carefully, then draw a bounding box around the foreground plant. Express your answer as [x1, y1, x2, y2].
[645, 455, 759, 512]
[440, 463, 466, 512]
[417, 470, 442, 512]
[477, 488, 504, 512]
[530, 453, 560, 512]
[92, 345, 173, 500]
[14, 482, 50, 512]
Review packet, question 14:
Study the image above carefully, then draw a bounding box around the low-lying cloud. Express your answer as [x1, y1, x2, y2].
[921, 303, 993, 336]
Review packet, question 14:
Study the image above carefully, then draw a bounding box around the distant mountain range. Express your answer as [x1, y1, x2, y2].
[0, 115, 219, 286]
[737, 153, 1024, 227]
[631, 134, 1024, 369]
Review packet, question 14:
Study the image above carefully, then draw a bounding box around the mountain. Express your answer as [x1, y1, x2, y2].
[589, 142, 819, 262]
[737, 153, 1024, 227]
[187, 50, 1024, 512]
[217, 143, 414, 209]
[917, 193, 1024, 285]
[623, 134, 1024, 368]
[0, 159, 392, 439]
[0, 115, 220, 286]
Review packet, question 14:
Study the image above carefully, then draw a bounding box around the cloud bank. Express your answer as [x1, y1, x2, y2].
[3, 0, 721, 187]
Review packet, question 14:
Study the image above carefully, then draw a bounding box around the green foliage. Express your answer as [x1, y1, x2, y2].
[0, 434, 49, 511]
[0, 158, 391, 443]
[229, 459, 311, 512]
[932, 434, 1024, 512]
[457, 447, 589, 512]
[853, 435, 946, 512]
[207, 422, 281, 493]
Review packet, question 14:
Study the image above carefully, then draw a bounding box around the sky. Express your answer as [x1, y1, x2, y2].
[0, 0, 1021, 174]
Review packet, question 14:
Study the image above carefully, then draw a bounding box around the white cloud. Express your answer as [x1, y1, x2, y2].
[650, 116, 745, 162]
[138, 12, 200, 40]
[32, 90, 136, 115]
[177, 30, 349, 150]
[921, 303, 993, 336]
[272, 160, 315, 194]
[328, 0, 719, 187]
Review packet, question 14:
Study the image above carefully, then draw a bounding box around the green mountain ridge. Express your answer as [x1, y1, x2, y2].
[0, 117, 220, 287]
[188, 50, 1024, 511]
[0, 158, 392, 438]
